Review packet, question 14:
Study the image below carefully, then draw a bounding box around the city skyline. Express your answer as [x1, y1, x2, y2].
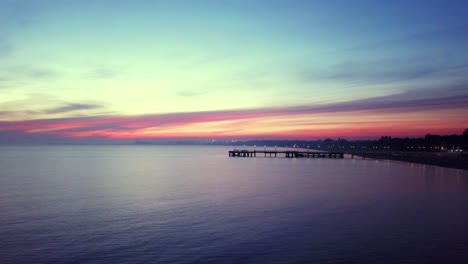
[1, 0, 468, 143]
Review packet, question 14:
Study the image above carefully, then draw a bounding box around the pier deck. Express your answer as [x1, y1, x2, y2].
[228, 150, 344, 158]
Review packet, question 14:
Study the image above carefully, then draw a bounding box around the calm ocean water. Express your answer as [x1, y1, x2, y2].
[0, 146, 467, 264]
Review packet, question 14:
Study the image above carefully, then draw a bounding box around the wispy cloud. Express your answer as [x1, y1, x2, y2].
[303, 59, 468, 84]
[176, 89, 209, 97]
[44, 103, 102, 114]
[0, 65, 62, 80]
[0, 64, 63, 92]
[17, 65, 61, 79]
[0, 96, 107, 121]
[340, 25, 468, 54]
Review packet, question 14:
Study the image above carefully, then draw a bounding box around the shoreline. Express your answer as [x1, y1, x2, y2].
[355, 152, 468, 171]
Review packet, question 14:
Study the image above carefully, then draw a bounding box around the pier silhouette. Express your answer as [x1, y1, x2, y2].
[229, 149, 344, 158]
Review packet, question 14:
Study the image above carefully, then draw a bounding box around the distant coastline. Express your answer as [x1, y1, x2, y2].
[133, 131, 468, 170]
[353, 152, 468, 171]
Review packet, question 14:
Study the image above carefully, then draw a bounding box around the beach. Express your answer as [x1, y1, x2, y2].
[355, 151, 468, 170]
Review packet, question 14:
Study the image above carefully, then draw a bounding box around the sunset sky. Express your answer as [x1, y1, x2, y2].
[1, 0, 468, 143]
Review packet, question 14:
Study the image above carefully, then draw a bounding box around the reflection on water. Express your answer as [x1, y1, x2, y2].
[0, 146, 467, 263]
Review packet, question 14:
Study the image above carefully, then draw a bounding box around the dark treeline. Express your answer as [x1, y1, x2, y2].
[227, 129, 468, 152]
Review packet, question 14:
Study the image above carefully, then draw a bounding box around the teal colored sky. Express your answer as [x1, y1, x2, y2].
[1, 0, 468, 142]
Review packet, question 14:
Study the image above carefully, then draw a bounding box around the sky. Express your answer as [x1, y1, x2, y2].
[1, 0, 467, 143]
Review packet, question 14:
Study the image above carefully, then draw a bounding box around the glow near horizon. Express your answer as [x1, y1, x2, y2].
[0, 0, 468, 141]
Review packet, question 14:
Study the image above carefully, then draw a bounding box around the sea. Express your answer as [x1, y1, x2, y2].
[0, 145, 467, 264]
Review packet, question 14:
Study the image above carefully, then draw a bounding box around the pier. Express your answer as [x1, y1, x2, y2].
[228, 149, 344, 158]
